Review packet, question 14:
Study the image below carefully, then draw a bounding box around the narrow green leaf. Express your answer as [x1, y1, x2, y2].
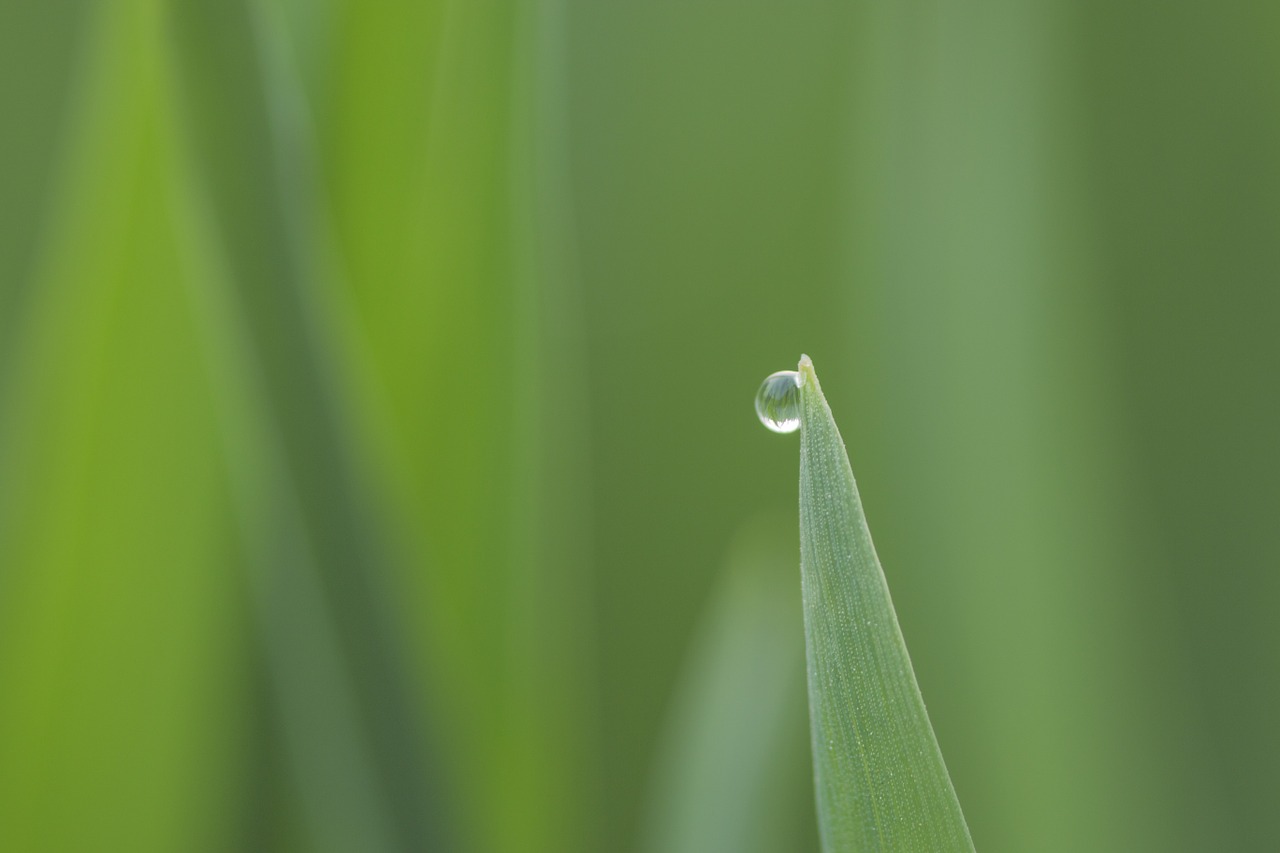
[0, 5, 242, 849]
[168, 2, 447, 849]
[640, 516, 812, 853]
[796, 355, 973, 852]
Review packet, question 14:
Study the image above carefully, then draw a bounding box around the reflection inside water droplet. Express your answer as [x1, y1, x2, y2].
[755, 370, 802, 434]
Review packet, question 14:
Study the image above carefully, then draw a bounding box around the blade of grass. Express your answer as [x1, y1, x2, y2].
[320, 2, 544, 850]
[504, 1, 601, 849]
[166, 1, 446, 848]
[640, 516, 815, 853]
[0, 3, 242, 849]
[796, 355, 972, 852]
[320, 4, 599, 851]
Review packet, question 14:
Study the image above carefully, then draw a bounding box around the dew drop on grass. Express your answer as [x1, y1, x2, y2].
[755, 370, 803, 434]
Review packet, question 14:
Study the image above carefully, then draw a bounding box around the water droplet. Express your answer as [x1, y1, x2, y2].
[755, 370, 802, 434]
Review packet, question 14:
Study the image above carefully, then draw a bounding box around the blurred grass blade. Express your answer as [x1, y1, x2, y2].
[797, 356, 972, 852]
[0, 0, 87, 383]
[0, 3, 242, 849]
[167, 1, 445, 849]
[640, 517, 814, 853]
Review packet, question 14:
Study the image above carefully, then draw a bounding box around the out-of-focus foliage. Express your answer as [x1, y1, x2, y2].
[1, 2, 1278, 851]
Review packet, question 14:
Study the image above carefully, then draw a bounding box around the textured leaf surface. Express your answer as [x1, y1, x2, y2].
[797, 356, 972, 852]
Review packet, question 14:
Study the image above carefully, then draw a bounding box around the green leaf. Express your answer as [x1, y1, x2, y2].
[168, 2, 448, 849]
[796, 355, 973, 852]
[640, 516, 813, 853]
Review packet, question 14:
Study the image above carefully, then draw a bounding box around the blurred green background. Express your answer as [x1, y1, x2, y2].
[3, 2, 1279, 851]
